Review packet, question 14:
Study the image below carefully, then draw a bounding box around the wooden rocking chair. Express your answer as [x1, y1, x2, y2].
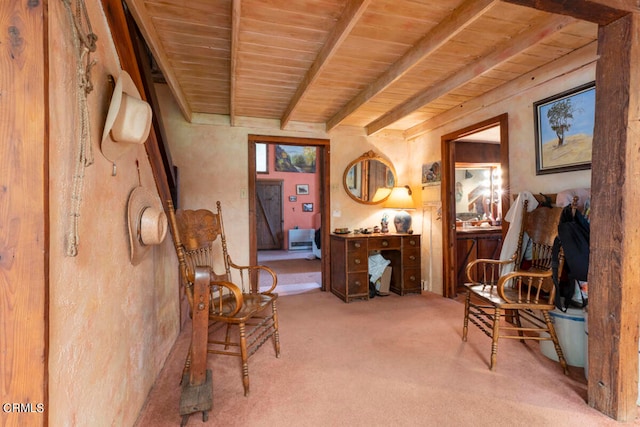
[167, 200, 281, 398]
[462, 199, 569, 374]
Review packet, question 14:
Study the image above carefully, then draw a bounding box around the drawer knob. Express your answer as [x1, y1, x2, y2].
[410, 275, 416, 281]
[409, 255, 416, 261]
[354, 280, 361, 286]
[382, 240, 389, 247]
[410, 240, 416, 246]
[355, 243, 361, 248]
[354, 259, 361, 265]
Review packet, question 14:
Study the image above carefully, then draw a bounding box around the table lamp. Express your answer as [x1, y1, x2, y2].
[385, 185, 415, 233]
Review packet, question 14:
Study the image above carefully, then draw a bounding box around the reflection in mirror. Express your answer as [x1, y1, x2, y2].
[343, 150, 396, 204]
[454, 164, 502, 225]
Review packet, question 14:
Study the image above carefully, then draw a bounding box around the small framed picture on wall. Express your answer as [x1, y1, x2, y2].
[302, 203, 313, 212]
[289, 196, 297, 202]
[296, 184, 309, 195]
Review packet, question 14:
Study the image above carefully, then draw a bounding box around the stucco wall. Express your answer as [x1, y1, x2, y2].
[48, 2, 179, 425]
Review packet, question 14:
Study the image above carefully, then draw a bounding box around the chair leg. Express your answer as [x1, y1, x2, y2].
[238, 322, 250, 396]
[513, 310, 525, 343]
[272, 301, 281, 358]
[462, 291, 471, 342]
[181, 345, 192, 384]
[542, 310, 569, 375]
[224, 323, 232, 350]
[490, 306, 501, 370]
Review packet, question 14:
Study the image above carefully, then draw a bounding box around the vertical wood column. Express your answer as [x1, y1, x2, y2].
[0, 0, 47, 426]
[589, 12, 640, 421]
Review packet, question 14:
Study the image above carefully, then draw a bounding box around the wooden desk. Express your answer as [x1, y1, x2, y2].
[330, 233, 421, 303]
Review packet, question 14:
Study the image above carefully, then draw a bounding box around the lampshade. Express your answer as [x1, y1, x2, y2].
[385, 186, 415, 233]
[372, 187, 392, 203]
[384, 186, 415, 210]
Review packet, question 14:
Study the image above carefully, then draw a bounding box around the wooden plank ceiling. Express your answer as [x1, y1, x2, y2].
[125, 0, 597, 137]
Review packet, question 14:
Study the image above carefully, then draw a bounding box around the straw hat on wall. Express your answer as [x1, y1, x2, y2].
[127, 186, 168, 265]
[101, 70, 152, 163]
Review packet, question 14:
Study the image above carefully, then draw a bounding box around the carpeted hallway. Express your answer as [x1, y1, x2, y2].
[258, 249, 322, 295]
[134, 289, 635, 426]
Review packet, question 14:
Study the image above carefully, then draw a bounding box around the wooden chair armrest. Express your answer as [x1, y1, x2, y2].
[496, 269, 553, 303]
[465, 257, 515, 285]
[227, 259, 278, 294]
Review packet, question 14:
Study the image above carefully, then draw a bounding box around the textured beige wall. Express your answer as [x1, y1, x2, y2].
[48, 2, 179, 425]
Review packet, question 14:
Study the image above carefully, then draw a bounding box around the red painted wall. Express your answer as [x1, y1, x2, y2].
[258, 144, 321, 249]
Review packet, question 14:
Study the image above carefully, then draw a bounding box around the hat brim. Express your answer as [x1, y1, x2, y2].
[127, 186, 165, 265]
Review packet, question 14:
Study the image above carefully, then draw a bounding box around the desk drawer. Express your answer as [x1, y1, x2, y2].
[403, 268, 421, 293]
[347, 250, 367, 272]
[403, 235, 420, 249]
[368, 236, 401, 251]
[403, 248, 420, 267]
[347, 239, 366, 252]
[347, 272, 369, 296]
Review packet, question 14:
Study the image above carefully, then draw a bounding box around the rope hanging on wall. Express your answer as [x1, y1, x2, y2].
[62, 0, 98, 256]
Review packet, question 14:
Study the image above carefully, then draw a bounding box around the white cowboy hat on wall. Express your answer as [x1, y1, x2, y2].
[127, 186, 168, 265]
[101, 70, 152, 164]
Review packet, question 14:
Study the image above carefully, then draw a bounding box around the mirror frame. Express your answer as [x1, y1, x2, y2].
[342, 150, 396, 205]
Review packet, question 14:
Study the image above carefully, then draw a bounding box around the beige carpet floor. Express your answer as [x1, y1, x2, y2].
[258, 250, 321, 292]
[135, 290, 637, 426]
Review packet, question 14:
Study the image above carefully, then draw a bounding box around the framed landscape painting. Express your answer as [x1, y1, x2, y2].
[534, 82, 595, 175]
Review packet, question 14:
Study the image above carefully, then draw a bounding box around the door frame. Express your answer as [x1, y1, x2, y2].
[248, 135, 331, 291]
[441, 114, 510, 298]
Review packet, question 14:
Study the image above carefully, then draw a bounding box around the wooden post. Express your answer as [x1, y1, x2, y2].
[589, 12, 640, 421]
[0, 1, 47, 426]
[179, 267, 213, 424]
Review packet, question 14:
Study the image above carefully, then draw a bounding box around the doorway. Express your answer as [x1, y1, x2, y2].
[248, 135, 331, 294]
[441, 114, 510, 298]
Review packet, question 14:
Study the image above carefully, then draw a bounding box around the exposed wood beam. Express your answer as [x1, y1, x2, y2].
[588, 12, 640, 422]
[404, 41, 598, 140]
[326, 0, 498, 131]
[365, 14, 574, 135]
[125, 0, 193, 122]
[280, 0, 371, 130]
[501, 0, 634, 24]
[230, 0, 241, 126]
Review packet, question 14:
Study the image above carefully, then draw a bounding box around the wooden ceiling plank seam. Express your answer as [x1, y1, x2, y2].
[279, 0, 372, 130]
[151, 15, 230, 33]
[126, 0, 193, 121]
[326, 0, 499, 131]
[240, 15, 332, 38]
[230, 0, 240, 126]
[241, 2, 342, 29]
[144, 0, 231, 15]
[404, 40, 598, 140]
[365, 14, 575, 135]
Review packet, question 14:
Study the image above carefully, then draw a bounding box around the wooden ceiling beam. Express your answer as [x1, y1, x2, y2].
[280, 0, 371, 130]
[124, 0, 193, 122]
[501, 0, 634, 25]
[326, 0, 499, 131]
[365, 14, 575, 135]
[404, 40, 598, 140]
[230, 0, 241, 126]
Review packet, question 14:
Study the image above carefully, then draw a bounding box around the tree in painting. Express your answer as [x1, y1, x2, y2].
[546, 99, 575, 146]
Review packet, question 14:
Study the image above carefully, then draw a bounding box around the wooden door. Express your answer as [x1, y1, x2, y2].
[256, 180, 283, 250]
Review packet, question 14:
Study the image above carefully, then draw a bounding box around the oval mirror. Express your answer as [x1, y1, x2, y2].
[343, 150, 396, 204]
